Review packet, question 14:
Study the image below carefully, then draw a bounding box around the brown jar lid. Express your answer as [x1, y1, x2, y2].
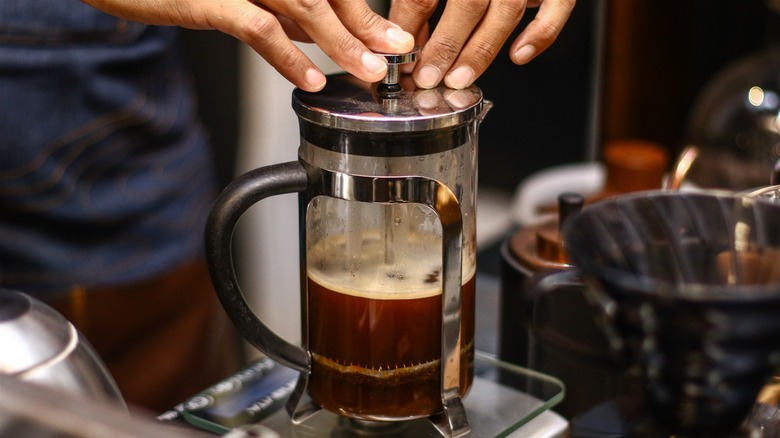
[603, 139, 669, 194]
[509, 193, 583, 271]
[509, 221, 571, 272]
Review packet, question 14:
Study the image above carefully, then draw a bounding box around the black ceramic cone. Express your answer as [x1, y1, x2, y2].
[561, 191, 780, 437]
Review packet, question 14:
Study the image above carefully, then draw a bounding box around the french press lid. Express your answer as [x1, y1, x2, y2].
[292, 48, 485, 133]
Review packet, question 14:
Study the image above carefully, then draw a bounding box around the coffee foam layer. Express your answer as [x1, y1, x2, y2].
[307, 231, 475, 300]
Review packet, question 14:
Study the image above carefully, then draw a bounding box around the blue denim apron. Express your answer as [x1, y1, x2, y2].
[0, 1, 217, 297]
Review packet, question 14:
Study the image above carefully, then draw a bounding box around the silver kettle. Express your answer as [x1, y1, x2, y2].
[0, 288, 125, 408]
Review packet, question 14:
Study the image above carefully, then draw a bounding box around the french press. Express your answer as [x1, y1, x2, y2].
[205, 49, 490, 436]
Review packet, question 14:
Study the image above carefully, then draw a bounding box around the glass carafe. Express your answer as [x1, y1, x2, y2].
[205, 51, 490, 436]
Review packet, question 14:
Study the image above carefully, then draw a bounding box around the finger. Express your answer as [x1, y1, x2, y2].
[219, 1, 327, 91]
[265, 0, 392, 83]
[330, 0, 414, 53]
[412, 0, 491, 89]
[388, 0, 439, 40]
[443, 0, 527, 89]
[276, 14, 313, 42]
[401, 23, 429, 74]
[416, 22, 431, 47]
[510, 0, 575, 65]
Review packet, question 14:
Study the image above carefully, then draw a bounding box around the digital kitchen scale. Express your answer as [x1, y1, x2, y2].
[161, 351, 565, 437]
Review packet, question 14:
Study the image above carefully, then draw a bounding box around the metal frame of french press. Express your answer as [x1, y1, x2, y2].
[283, 164, 469, 437]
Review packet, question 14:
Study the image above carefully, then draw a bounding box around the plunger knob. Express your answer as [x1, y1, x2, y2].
[376, 48, 419, 98]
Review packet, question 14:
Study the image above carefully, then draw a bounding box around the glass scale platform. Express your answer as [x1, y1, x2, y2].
[164, 351, 565, 437]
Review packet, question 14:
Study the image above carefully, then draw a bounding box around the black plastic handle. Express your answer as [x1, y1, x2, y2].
[526, 269, 613, 360]
[528, 269, 624, 361]
[205, 161, 309, 372]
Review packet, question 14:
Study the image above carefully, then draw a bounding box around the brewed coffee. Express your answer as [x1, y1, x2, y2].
[307, 233, 475, 420]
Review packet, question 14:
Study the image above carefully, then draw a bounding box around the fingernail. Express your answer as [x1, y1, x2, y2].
[305, 68, 326, 91]
[514, 45, 536, 65]
[386, 26, 414, 48]
[416, 65, 441, 89]
[362, 52, 387, 76]
[444, 66, 474, 89]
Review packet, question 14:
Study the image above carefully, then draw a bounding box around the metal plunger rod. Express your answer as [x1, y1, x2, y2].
[382, 63, 400, 86]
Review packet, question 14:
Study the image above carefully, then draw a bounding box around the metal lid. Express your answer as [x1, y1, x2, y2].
[292, 50, 484, 133]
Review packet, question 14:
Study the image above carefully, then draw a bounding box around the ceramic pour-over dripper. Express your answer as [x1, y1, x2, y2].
[560, 191, 780, 437]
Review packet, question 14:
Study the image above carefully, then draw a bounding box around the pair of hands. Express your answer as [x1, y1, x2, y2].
[83, 0, 575, 92]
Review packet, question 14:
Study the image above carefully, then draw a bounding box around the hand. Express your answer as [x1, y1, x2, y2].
[389, 0, 575, 89]
[81, 0, 415, 92]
